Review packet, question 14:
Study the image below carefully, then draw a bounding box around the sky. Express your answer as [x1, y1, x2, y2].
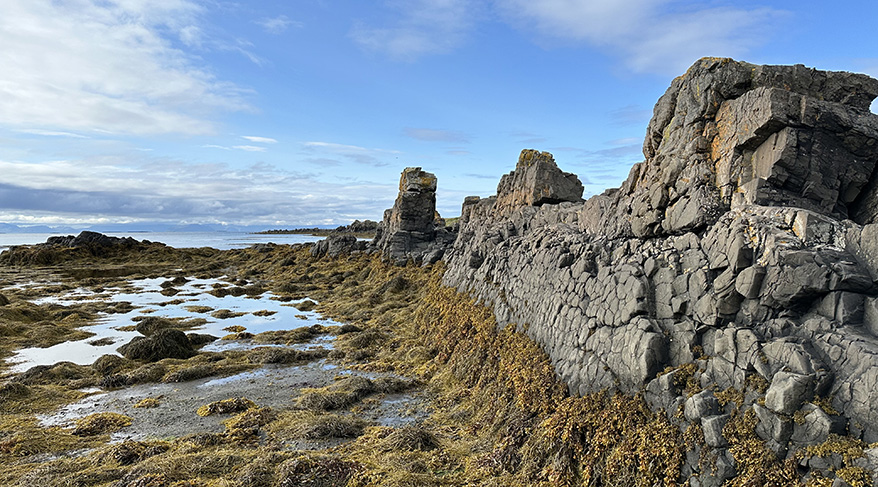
[1, 0, 877, 230]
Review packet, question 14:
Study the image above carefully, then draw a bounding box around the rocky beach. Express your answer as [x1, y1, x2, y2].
[3, 57, 878, 486]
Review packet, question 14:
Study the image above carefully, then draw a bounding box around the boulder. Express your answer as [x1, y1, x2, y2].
[311, 234, 366, 258]
[765, 371, 814, 415]
[684, 390, 721, 422]
[702, 414, 731, 448]
[790, 403, 847, 446]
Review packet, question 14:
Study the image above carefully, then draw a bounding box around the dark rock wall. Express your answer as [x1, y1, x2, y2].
[441, 58, 878, 469]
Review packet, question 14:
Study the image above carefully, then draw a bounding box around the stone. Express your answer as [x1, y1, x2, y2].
[494, 149, 583, 213]
[754, 404, 793, 446]
[790, 404, 847, 446]
[430, 58, 878, 458]
[684, 390, 721, 422]
[311, 234, 366, 258]
[735, 266, 766, 299]
[696, 450, 737, 487]
[0, 293, 8, 306]
[372, 167, 446, 265]
[702, 414, 730, 448]
[765, 371, 814, 415]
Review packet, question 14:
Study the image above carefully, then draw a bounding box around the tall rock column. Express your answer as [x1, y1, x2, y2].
[373, 167, 449, 265]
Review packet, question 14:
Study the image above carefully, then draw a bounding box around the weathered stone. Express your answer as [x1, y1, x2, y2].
[494, 150, 583, 213]
[765, 371, 814, 415]
[694, 450, 737, 487]
[311, 234, 366, 258]
[432, 58, 878, 456]
[754, 403, 793, 446]
[735, 266, 766, 299]
[685, 390, 721, 422]
[372, 167, 446, 265]
[790, 403, 847, 446]
[702, 414, 731, 448]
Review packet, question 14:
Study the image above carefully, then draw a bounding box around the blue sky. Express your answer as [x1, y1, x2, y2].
[0, 0, 876, 229]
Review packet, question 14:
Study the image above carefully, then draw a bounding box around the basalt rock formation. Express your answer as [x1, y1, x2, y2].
[360, 58, 878, 485]
[371, 167, 455, 265]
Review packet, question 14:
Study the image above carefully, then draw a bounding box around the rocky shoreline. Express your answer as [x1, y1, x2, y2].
[2, 57, 878, 486]
[320, 57, 878, 486]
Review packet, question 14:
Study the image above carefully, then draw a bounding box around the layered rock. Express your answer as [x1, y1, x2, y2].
[494, 149, 583, 213]
[431, 58, 878, 484]
[372, 167, 454, 265]
[583, 58, 878, 238]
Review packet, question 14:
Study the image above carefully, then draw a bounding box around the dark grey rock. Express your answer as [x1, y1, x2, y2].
[494, 149, 583, 213]
[754, 403, 793, 450]
[311, 234, 366, 258]
[790, 403, 847, 446]
[372, 167, 448, 265]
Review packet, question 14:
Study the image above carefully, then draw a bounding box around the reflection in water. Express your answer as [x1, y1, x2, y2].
[8, 276, 330, 372]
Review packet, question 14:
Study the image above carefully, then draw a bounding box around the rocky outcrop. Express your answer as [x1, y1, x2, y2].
[0, 231, 164, 266]
[45, 231, 141, 248]
[371, 167, 455, 265]
[311, 234, 366, 258]
[584, 58, 878, 239]
[494, 149, 583, 214]
[426, 58, 878, 484]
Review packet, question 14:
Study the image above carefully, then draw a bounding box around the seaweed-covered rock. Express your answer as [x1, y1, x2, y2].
[118, 328, 194, 361]
[134, 316, 177, 336]
[430, 58, 878, 480]
[311, 234, 366, 258]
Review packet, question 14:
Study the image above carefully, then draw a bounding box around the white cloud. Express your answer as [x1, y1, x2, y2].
[203, 144, 267, 152]
[351, 0, 476, 61]
[16, 129, 90, 138]
[494, 0, 786, 75]
[303, 141, 401, 167]
[0, 0, 249, 136]
[241, 136, 278, 144]
[255, 15, 302, 34]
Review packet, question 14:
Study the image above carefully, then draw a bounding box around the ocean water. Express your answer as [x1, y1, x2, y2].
[0, 232, 324, 252]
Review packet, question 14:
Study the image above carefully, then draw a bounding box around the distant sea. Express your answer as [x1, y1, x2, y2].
[0, 232, 325, 253]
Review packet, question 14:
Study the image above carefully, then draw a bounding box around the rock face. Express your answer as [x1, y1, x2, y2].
[419, 59, 878, 483]
[586, 58, 878, 238]
[494, 149, 583, 213]
[372, 167, 455, 265]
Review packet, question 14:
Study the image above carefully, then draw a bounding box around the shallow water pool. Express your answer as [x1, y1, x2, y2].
[8, 276, 331, 372]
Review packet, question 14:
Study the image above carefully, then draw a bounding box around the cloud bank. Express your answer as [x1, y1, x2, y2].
[0, 0, 249, 136]
[0, 157, 397, 226]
